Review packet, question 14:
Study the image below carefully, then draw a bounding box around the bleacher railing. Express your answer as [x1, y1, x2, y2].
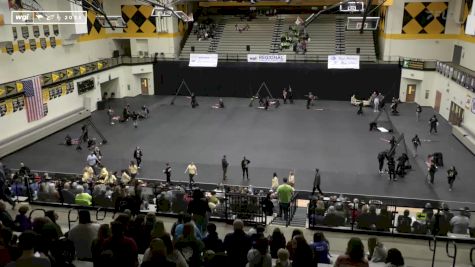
[308, 199, 475, 244]
[14, 171, 268, 227]
[286, 192, 298, 227]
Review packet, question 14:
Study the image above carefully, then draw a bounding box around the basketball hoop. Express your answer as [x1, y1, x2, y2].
[96, 15, 127, 29]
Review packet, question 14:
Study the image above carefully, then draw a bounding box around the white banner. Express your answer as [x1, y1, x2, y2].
[247, 54, 286, 63]
[327, 55, 360, 69]
[189, 53, 218, 67]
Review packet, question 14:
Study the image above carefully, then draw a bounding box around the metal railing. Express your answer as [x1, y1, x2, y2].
[470, 246, 475, 266]
[225, 192, 267, 226]
[429, 236, 437, 267]
[446, 240, 457, 267]
[286, 193, 299, 227]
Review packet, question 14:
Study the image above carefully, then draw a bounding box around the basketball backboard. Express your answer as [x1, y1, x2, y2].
[346, 16, 379, 31]
[96, 15, 127, 29]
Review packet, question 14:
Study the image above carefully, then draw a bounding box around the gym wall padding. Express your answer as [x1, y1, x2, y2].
[153, 61, 401, 101]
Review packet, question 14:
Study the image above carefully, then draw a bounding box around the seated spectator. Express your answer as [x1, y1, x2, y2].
[171, 213, 184, 238]
[68, 210, 100, 260]
[430, 209, 451, 236]
[249, 225, 265, 244]
[269, 227, 286, 259]
[141, 238, 175, 267]
[151, 220, 166, 240]
[396, 209, 412, 233]
[376, 206, 392, 232]
[82, 167, 93, 183]
[14, 205, 32, 232]
[175, 222, 204, 267]
[104, 172, 117, 185]
[224, 219, 252, 267]
[291, 235, 314, 267]
[262, 192, 274, 216]
[202, 223, 223, 253]
[98, 167, 109, 181]
[44, 210, 63, 238]
[334, 237, 369, 267]
[37, 183, 50, 202]
[156, 192, 171, 212]
[92, 187, 112, 208]
[174, 214, 202, 240]
[11, 178, 26, 197]
[60, 182, 75, 204]
[247, 237, 272, 267]
[101, 221, 138, 267]
[323, 206, 345, 227]
[275, 248, 290, 267]
[357, 204, 377, 230]
[91, 224, 111, 267]
[285, 229, 302, 260]
[450, 208, 470, 234]
[75, 185, 92, 206]
[5, 231, 51, 267]
[0, 227, 13, 266]
[309, 232, 330, 264]
[385, 248, 405, 267]
[370, 241, 387, 263]
[0, 201, 16, 230]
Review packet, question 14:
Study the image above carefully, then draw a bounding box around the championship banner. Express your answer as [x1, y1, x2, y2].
[189, 53, 218, 67]
[327, 55, 360, 69]
[247, 54, 286, 63]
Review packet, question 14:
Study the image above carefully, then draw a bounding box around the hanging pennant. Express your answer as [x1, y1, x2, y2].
[33, 26, 40, 38]
[18, 40, 25, 53]
[12, 27, 18, 40]
[29, 39, 36, 51]
[40, 38, 47, 49]
[53, 25, 59, 36]
[50, 37, 56, 48]
[6, 42, 13, 55]
[21, 26, 29, 39]
[43, 25, 50, 37]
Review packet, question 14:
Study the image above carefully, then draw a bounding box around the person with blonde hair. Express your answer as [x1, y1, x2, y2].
[150, 220, 166, 239]
[275, 248, 290, 267]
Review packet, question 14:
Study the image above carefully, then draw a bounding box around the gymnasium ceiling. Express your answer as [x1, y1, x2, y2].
[199, 0, 382, 7]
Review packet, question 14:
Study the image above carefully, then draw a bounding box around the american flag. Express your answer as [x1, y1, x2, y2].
[23, 76, 45, 122]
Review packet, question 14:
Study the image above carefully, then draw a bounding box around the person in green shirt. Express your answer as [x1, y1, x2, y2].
[75, 186, 92, 206]
[276, 178, 294, 221]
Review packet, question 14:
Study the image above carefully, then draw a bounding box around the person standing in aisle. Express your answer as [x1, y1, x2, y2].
[185, 162, 197, 188]
[222, 155, 229, 181]
[163, 163, 172, 184]
[133, 146, 143, 168]
[447, 166, 458, 191]
[387, 157, 396, 181]
[416, 105, 422, 121]
[412, 134, 421, 157]
[429, 115, 438, 134]
[241, 157, 250, 180]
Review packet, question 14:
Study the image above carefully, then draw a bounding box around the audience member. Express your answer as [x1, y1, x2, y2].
[290, 235, 314, 267]
[174, 214, 202, 240]
[309, 232, 330, 264]
[5, 231, 51, 267]
[323, 206, 345, 227]
[174, 222, 204, 267]
[334, 237, 369, 267]
[450, 208, 470, 234]
[275, 248, 290, 267]
[357, 205, 377, 230]
[101, 221, 138, 267]
[141, 238, 175, 267]
[271, 173, 279, 191]
[0, 201, 17, 230]
[385, 248, 405, 267]
[268, 227, 286, 259]
[276, 178, 294, 221]
[187, 189, 210, 234]
[74, 186, 92, 206]
[285, 229, 302, 260]
[247, 237, 272, 267]
[14, 205, 31, 232]
[202, 223, 223, 253]
[224, 219, 252, 267]
[68, 210, 100, 260]
[396, 210, 412, 233]
[91, 224, 111, 267]
[376, 206, 393, 232]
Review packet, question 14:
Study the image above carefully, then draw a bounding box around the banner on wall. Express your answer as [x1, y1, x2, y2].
[327, 55, 360, 69]
[247, 54, 286, 63]
[189, 53, 218, 67]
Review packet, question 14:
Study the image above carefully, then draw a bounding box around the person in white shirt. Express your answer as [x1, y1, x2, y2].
[68, 210, 100, 260]
[271, 173, 279, 191]
[288, 170, 295, 187]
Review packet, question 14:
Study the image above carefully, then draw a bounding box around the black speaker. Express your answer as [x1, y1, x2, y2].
[191, 46, 195, 52]
[112, 50, 119, 58]
[246, 45, 250, 51]
[356, 48, 360, 54]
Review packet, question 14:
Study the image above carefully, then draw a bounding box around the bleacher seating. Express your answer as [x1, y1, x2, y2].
[344, 30, 377, 62]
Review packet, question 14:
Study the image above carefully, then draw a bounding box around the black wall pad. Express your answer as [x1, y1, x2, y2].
[153, 61, 401, 101]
